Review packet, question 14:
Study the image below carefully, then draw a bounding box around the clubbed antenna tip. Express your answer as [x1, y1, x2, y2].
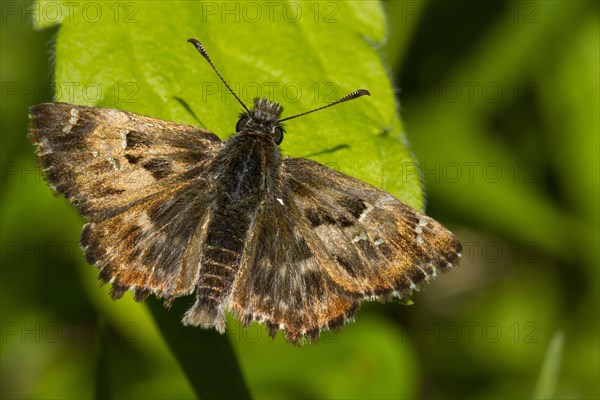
[278, 89, 371, 122]
[188, 38, 249, 113]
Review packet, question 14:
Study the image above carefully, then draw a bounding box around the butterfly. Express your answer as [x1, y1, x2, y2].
[28, 38, 462, 344]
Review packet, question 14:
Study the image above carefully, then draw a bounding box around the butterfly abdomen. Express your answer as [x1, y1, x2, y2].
[195, 209, 249, 303]
[183, 131, 281, 330]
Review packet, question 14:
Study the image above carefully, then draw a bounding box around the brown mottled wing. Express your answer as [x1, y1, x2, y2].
[29, 103, 224, 298]
[29, 103, 223, 217]
[228, 157, 461, 343]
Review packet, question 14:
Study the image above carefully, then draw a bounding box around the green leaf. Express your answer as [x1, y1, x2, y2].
[45, 0, 421, 209]
[42, 0, 420, 397]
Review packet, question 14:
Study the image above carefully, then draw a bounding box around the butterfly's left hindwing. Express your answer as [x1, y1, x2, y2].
[227, 188, 360, 343]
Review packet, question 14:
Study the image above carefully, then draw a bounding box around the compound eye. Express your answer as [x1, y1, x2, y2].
[236, 116, 250, 132]
[273, 127, 284, 145]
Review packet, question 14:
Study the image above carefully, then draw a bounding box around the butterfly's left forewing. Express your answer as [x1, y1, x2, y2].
[285, 158, 462, 294]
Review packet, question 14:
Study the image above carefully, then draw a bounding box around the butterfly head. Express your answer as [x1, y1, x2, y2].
[236, 97, 285, 145]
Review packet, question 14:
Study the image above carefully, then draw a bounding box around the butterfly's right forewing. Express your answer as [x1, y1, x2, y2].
[28, 103, 224, 218]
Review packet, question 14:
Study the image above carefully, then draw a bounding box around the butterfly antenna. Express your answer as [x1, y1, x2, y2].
[188, 38, 250, 113]
[278, 89, 370, 122]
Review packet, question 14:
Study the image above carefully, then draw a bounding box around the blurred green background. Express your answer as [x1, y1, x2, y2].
[1, 0, 598, 399]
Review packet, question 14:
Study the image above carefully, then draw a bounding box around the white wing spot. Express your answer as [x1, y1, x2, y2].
[352, 232, 368, 243]
[415, 218, 428, 234]
[359, 202, 375, 221]
[137, 212, 152, 227]
[416, 236, 424, 245]
[107, 156, 120, 171]
[277, 198, 284, 205]
[63, 109, 80, 133]
[120, 130, 128, 149]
